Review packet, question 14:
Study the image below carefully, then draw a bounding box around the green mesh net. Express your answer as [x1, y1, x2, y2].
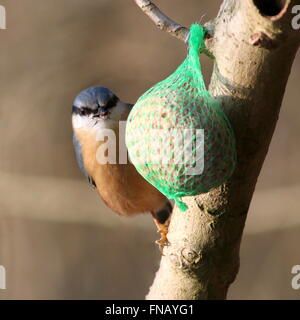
[125, 24, 236, 211]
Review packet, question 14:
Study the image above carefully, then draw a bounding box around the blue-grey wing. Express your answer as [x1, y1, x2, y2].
[73, 134, 96, 188]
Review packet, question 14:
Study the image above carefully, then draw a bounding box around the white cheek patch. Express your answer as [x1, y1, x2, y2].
[72, 114, 96, 129]
[72, 114, 118, 131]
[94, 118, 117, 130]
[72, 101, 129, 131]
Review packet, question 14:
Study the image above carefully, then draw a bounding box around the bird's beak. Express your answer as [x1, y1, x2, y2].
[93, 107, 110, 119]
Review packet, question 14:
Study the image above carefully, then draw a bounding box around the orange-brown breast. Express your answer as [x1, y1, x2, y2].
[75, 127, 167, 216]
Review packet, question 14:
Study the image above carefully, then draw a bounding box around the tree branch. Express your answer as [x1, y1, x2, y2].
[134, 0, 190, 42]
[144, 0, 300, 300]
[133, 1, 216, 65]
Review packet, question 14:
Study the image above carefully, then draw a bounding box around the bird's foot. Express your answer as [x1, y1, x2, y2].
[154, 219, 171, 253]
[151, 201, 173, 253]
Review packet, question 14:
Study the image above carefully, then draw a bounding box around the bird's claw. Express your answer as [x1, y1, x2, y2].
[155, 226, 170, 253]
[151, 207, 172, 254]
[155, 238, 170, 253]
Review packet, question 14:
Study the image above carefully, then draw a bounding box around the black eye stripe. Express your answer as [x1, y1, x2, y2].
[72, 95, 119, 116]
[72, 105, 81, 115]
[82, 107, 93, 114]
[72, 105, 94, 116]
[104, 95, 119, 109]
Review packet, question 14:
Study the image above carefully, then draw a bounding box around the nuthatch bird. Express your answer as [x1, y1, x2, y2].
[72, 86, 172, 250]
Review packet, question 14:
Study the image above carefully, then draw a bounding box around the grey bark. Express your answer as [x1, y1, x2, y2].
[134, 0, 190, 42]
[145, 0, 300, 300]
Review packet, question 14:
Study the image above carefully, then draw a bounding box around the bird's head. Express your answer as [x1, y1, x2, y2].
[72, 86, 132, 130]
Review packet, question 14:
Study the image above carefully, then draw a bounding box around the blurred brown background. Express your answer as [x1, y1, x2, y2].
[0, 0, 299, 300]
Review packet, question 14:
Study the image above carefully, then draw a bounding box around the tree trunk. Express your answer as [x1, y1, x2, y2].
[147, 0, 300, 300]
